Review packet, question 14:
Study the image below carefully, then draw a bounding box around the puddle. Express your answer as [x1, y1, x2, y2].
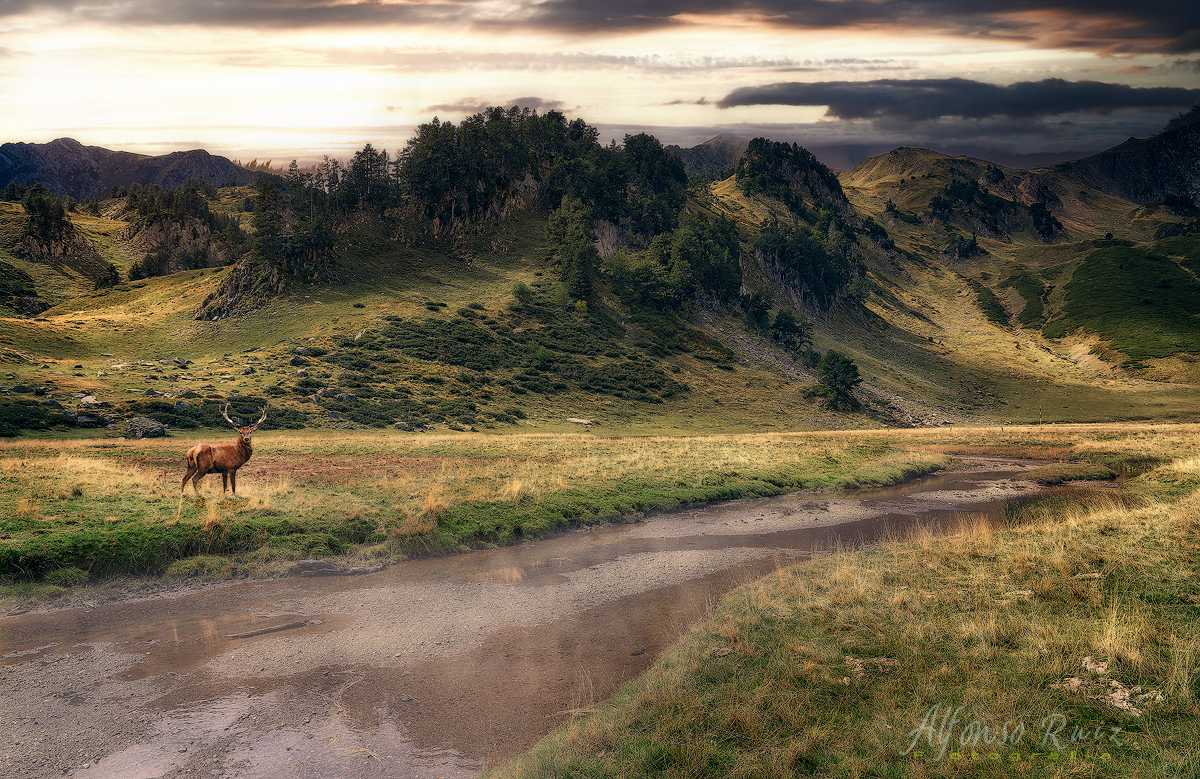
[1, 461, 1060, 778]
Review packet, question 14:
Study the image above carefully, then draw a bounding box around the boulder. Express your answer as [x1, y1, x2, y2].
[126, 417, 167, 439]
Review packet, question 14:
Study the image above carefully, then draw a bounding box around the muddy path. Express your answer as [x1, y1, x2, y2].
[2, 459, 1052, 779]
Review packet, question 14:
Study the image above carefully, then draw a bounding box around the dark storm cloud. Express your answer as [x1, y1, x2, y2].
[716, 78, 1200, 121]
[4, 0, 1197, 55]
[525, 0, 1198, 55]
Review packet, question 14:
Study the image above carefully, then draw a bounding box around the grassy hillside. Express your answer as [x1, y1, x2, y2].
[1, 117, 1198, 444]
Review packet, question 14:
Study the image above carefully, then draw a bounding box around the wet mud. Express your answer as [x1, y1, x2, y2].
[2, 459, 1050, 778]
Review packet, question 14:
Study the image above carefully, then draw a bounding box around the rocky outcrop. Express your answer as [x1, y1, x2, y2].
[0, 138, 261, 200]
[19, 230, 100, 264]
[120, 214, 214, 255]
[195, 256, 284, 321]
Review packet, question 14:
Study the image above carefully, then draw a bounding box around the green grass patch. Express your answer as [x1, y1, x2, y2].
[999, 272, 1047, 327]
[968, 279, 1009, 327]
[1041, 240, 1200, 360]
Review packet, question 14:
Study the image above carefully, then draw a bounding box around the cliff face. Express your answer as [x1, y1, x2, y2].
[1057, 111, 1200, 206]
[0, 138, 259, 200]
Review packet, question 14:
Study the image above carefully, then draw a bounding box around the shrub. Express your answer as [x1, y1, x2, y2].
[511, 281, 534, 302]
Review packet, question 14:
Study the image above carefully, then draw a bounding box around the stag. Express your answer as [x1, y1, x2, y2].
[181, 404, 268, 494]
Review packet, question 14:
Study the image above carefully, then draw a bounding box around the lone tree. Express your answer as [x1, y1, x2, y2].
[770, 309, 812, 354]
[806, 350, 863, 411]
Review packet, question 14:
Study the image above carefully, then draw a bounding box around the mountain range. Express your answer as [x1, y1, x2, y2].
[0, 138, 260, 201]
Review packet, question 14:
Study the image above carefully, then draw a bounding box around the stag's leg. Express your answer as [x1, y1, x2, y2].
[221, 473, 229, 493]
[230, 470, 238, 495]
[184, 472, 204, 494]
[182, 466, 200, 493]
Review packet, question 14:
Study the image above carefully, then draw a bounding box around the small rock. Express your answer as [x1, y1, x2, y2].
[289, 355, 310, 367]
[335, 393, 357, 402]
[239, 366, 255, 375]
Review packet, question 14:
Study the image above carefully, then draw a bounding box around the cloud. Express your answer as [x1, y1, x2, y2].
[506, 97, 566, 111]
[313, 48, 866, 75]
[6, 1, 1196, 55]
[513, 0, 1200, 56]
[716, 78, 1200, 122]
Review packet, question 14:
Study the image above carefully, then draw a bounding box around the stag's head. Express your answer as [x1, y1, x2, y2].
[222, 403, 268, 445]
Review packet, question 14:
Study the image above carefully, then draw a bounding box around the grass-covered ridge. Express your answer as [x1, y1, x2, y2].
[489, 423, 1200, 779]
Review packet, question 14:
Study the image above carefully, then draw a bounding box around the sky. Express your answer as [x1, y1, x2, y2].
[2, 1, 1198, 167]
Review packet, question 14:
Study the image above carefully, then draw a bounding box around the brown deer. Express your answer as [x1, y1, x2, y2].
[181, 404, 268, 494]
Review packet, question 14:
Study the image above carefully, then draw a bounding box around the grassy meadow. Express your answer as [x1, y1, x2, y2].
[0, 427, 955, 589]
[488, 422, 1200, 779]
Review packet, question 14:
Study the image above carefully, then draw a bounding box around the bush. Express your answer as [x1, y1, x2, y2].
[512, 281, 534, 302]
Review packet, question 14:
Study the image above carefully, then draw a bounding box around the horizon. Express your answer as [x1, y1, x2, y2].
[7, 130, 1116, 174]
[2, 2, 1198, 167]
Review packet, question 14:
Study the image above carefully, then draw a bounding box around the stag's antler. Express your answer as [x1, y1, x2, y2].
[249, 403, 268, 431]
[221, 403, 268, 430]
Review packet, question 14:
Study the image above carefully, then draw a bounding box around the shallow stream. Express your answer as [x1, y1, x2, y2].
[1, 459, 1056, 779]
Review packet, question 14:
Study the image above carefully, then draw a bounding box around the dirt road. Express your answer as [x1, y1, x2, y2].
[0, 461, 1045, 779]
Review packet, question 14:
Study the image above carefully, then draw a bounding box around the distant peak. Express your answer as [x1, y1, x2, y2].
[1164, 102, 1200, 132]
